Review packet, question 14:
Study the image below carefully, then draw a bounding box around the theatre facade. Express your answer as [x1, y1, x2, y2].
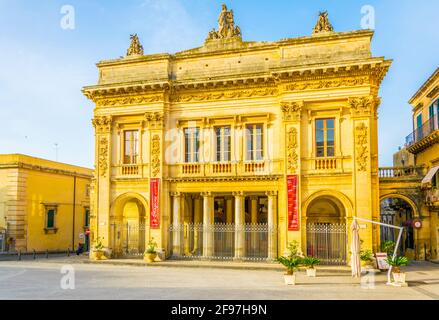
[83, 7, 391, 264]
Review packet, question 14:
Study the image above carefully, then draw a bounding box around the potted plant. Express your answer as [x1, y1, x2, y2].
[302, 256, 320, 277]
[360, 249, 374, 267]
[144, 238, 158, 263]
[93, 238, 105, 260]
[277, 256, 302, 285]
[386, 256, 409, 284]
[380, 240, 396, 256]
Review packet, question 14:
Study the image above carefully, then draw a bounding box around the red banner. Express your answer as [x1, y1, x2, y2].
[150, 178, 160, 229]
[287, 175, 299, 231]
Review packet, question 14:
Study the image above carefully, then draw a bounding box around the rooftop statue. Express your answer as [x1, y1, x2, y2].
[206, 4, 242, 41]
[312, 11, 334, 35]
[126, 34, 144, 56]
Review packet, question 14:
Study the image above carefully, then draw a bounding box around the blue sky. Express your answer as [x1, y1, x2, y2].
[0, 0, 438, 168]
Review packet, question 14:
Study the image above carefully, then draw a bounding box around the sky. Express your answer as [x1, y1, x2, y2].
[0, 0, 438, 168]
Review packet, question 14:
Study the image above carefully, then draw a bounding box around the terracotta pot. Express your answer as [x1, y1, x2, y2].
[306, 268, 316, 277]
[284, 274, 296, 285]
[144, 252, 157, 263]
[94, 250, 104, 260]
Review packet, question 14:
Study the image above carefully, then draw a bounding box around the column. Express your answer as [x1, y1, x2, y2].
[226, 197, 233, 224]
[233, 191, 245, 260]
[250, 196, 259, 252]
[266, 191, 278, 261]
[202, 192, 214, 258]
[171, 192, 182, 257]
[192, 195, 202, 255]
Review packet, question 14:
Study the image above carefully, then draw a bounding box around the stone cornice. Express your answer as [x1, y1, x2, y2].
[409, 67, 439, 105]
[0, 162, 93, 179]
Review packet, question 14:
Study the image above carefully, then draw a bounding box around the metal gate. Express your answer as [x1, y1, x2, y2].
[306, 223, 347, 265]
[110, 222, 147, 257]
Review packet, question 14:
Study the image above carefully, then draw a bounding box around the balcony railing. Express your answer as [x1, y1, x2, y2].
[314, 157, 337, 170]
[113, 163, 148, 178]
[405, 113, 439, 146]
[171, 160, 283, 178]
[378, 166, 425, 179]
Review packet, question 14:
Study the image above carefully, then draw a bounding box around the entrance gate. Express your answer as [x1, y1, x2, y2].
[306, 223, 347, 265]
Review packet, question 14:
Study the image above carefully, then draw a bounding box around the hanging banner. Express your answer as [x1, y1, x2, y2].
[287, 175, 299, 231]
[150, 178, 160, 229]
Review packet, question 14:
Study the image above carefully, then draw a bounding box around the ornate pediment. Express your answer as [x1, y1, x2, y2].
[206, 4, 242, 41]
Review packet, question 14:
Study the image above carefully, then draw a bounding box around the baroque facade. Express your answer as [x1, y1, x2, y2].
[83, 7, 391, 263]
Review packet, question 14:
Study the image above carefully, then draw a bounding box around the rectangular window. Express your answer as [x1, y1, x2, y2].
[215, 126, 231, 162]
[429, 105, 434, 119]
[416, 113, 422, 129]
[315, 118, 335, 157]
[123, 130, 138, 164]
[184, 127, 200, 163]
[46, 208, 56, 229]
[84, 208, 90, 227]
[245, 124, 263, 161]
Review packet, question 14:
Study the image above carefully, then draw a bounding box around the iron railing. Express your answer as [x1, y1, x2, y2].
[110, 222, 147, 257]
[168, 223, 271, 261]
[306, 223, 347, 265]
[406, 113, 439, 146]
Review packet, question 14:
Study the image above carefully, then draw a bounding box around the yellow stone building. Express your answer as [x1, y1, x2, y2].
[0, 154, 92, 252]
[83, 7, 391, 264]
[405, 68, 439, 259]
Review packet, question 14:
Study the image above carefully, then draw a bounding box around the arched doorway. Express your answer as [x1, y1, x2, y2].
[111, 193, 148, 257]
[380, 196, 416, 257]
[305, 195, 347, 265]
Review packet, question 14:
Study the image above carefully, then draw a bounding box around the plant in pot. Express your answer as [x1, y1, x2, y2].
[93, 238, 105, 260]
[386, 256, 409, 284]
[380, 240, 396, 256]
[144, 238, 158, 263]
[360, 249, 374, 267]
[302, 256, 320, 277]
[277, 256, 302, 285]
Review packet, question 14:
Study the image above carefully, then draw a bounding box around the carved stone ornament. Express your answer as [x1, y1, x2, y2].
[145, 112, 165, 129]
[172, 87, 277, 102]
[98, 136, 109, 176]
[355, 123, 368, 171]
[206, 4, 242, 41]
[92, 116, 112, 133]
[312, 11, 334, 35]
[349, 96, 381, 117]
[126, 34, 144, 56]
[281, 102, 302, 121]
[287, 127, 298, 173]
[286, 77, 369, 92]
[96, 95, 162, 107]
[151, 134, 161, 177]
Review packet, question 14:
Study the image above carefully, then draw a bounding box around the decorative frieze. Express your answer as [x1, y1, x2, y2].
[92, 116, 112, 133]
[172, 87, 277, 103]
[281, 101, 302, 122]
[355, 122, 368, 171]
[151, 134, 161, 177]
[285, 76, 369, 92]
[95, 95, 163, 107]
[98, 136, 109, 176]
[287, 127, 298, 173]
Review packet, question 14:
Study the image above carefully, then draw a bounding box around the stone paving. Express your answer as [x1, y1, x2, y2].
[0, 257, 438, 300]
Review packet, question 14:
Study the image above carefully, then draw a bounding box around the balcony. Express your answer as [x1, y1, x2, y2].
[405, 114, 439, 153]
[113, 163, 149, 178]
[171, 160, 283, 179]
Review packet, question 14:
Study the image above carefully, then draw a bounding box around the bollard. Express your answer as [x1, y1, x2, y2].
[33, 249, 36, 260]
[67, 248, 70, 257]
[18, 250, 21, 261]
[46, 249, 49, 259]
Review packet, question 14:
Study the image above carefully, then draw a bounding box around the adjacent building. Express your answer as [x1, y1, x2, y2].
[405, 68, 439, 259]
[83, 7, 391, 263]
[0, 154, 93, 252]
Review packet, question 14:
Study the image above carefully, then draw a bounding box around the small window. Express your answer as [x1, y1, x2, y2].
[84, 208, 90, 227]
[184, 127, 200, 163]
[45, 207, 56, 229]
[123, 130, 139, 164]
[245, 124, 264, 161]
[215, 126, 231, 162]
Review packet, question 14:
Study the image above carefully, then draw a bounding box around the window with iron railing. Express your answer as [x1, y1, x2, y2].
[406, 113, 439, 146]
